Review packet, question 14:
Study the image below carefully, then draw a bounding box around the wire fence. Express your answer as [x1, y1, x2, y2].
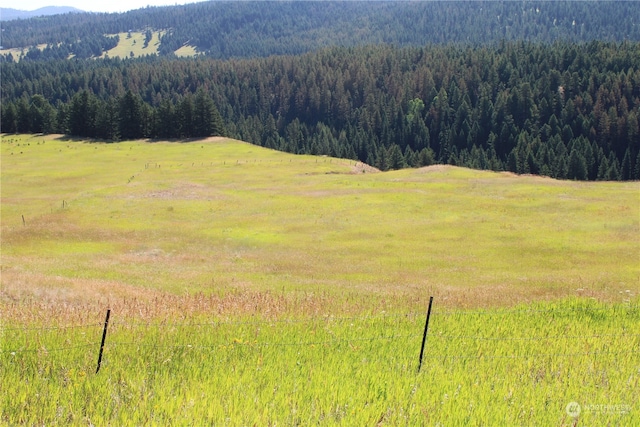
[2, 302, 639, 371]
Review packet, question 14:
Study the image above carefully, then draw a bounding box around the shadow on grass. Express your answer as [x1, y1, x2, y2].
[146, 137, 216, 143]
[54, 135, 117, 143]
[54, 135, 220, 143]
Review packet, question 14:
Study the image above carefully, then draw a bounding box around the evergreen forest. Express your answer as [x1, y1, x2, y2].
[2, 1, 640, 180]
[2, 1, 639, 58]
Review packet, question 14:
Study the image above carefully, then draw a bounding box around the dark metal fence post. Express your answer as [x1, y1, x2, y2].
[96, 309, 111, 374]
[417, 296, 434, 373]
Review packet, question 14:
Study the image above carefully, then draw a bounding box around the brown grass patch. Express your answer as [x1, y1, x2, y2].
[2, 263, 632, 325]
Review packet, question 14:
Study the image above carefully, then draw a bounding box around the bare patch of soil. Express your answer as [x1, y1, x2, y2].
[350, 162, 379, 174]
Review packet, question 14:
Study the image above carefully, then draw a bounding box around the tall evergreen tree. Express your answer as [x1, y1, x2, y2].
[68, 91, 97, 137]
[388, 144, 405, 170]
[1, 102, 18, 133]
[567, 148, 588, 180]
[96, 98, 120, 141]
[154, 99, 177, 139]
[177, 95, 195, 138]
[119, 90, 144, 140]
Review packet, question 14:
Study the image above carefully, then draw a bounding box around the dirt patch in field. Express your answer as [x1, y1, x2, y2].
[350, 162, 379, 174]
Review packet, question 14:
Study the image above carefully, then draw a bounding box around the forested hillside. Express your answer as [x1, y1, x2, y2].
[2, 2, 640, 180]
[1, 1, 639, 60]
[3, 42, 639, 180]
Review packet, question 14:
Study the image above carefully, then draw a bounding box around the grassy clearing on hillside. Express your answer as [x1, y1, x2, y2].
[0, 32, 172, 61]
[0, 44, 48, 62]
[174, 44, 198, 57]
[101, 31, 165, 59]
[1, 134, 638, 424]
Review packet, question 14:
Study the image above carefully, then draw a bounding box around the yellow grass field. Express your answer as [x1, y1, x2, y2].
[1, 134, 638, 318]
[1, 134, 638, 425]
[0, 44, 48, 62]
[174, 44, 198, 57]
[101, 31, 165, 59]
[0, 31, 196, 61]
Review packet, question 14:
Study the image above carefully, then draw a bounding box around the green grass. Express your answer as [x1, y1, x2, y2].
[0, 44, 48, 62]
[1, 299, 638, 425]
[0, 31, 186, 61]
[101, 31, 166, 59]
[174, 44, 198, 57]
[1, 134, 639, 424]
[1, 134, 637, 303]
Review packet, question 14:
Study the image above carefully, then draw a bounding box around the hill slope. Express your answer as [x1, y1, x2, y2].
[1, 1, 639, 58]
[2, 134, 637, 304]
[3, 42, 639, 181]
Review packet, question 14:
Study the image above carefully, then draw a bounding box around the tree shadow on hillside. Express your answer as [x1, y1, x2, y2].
[146, 137, 218, 143]
[55, 135, 222, 143]
[55, 135, 118, 143]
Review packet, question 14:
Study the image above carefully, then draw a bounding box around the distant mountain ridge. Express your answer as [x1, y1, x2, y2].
[0, 6, 84, 21]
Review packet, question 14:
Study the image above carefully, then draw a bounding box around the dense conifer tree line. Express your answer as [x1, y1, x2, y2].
[2, 1, 639, 60]
[2, 42, 639, 180]
[1, 86, 225, 140]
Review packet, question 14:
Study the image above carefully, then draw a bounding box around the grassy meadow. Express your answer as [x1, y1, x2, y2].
[0, 31, 191, 61]
[101, 31, 165, 59]
[1, 134, 639, 425]
[0, 44, 48, 62]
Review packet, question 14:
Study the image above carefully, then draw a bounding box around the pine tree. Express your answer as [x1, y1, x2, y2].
[193, 89, 215, 137]
[177, 95, 194, 138]
[119, 90, 143, 140]
[606, 153, 621, 181]
[16, 98, 31, 134]
[96, 98, 120, 141]
[404, 145, 417, 167]
[597, 155, 610, 180]
[567, 148, 588, 180]
[154, 99, 176, 139]
[507, 150, 519, 173]
[418, 147, 435, 167]
[1, 102, 18, 133]
[633, 151, 640, 180]
[620, 148, 632, 181]
[55, 101, 69, 134]
[388, 144, 405, 170]
[376, 146, 389, 171]
[68, 91, 97, 137]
